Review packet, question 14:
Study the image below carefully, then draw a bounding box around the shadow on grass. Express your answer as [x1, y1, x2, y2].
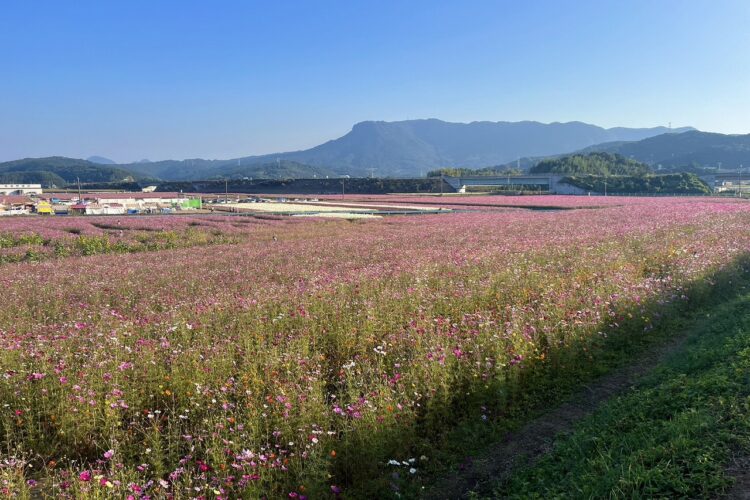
[334, 252, 750, 499]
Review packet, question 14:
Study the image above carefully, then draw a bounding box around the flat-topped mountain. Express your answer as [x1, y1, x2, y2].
[15, 120, 739, 182]
[124, 119, 693, 179]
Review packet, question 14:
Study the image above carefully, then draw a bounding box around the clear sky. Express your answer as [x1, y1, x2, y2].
[1, 0, 748, 163]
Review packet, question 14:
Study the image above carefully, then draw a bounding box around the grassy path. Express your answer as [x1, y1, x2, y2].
[427, 329, 689, 499]
[475, 270, 750, 498]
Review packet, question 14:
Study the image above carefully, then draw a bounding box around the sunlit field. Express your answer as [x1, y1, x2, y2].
[1, 196, 749, 498]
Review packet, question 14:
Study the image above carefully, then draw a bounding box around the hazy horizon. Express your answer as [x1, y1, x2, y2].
[0, 118, 701, 165]
[1, 0, 748, 163]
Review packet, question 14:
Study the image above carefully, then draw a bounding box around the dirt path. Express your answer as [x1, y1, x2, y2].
[425, 335, 689, 499]
[726, 453, 750, 499]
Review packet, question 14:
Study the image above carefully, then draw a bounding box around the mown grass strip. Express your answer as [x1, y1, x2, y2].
[486, 268, 750, 498]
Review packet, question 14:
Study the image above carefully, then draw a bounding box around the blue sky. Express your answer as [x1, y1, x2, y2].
[1, 0, 748, 162]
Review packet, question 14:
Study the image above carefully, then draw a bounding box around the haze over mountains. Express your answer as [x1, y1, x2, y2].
[5, 119, 750, 185]
[86, 156, 117, 165]
[122, 119, 693, 179]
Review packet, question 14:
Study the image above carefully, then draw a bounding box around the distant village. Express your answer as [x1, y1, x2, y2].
[0, 183, 204, 216]
[0, 183, 319, 216]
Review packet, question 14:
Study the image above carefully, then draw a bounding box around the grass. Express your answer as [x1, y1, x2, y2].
[485, 263, 750, 498]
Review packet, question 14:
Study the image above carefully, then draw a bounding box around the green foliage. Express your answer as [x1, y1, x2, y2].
[530, 152, 652, 176]
[74, 235, 112, 256]
[0, 233, 46, 248]
[564, 172, 712, 194]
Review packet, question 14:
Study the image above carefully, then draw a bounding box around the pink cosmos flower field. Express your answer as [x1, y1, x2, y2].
[0, 196, 748, 498]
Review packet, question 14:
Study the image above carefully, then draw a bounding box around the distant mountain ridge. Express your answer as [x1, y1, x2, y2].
[16, 120, 750, 183]
[0, 157, 337, 185]
[0, 157, 138, 186]
[583, 130, 750, 169]
[122, 119, 694, 179]
[87, 156, 116, 165]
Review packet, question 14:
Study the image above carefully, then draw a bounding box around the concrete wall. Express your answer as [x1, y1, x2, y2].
[157, 178, 447, 195]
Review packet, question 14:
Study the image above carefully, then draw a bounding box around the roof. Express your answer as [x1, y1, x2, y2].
[41, 192, 183, 201]
[39, 193, 78, 201]
[93, 192, 182, 200]
[0, 195, 33, 205]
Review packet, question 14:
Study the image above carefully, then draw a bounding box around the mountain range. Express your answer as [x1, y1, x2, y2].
[121, 119, 694, 179]
[0, 157, 137, 186]
[582, 130, 750, 169]
[87, 156, 117, 165]
[5, 120, 750, 185]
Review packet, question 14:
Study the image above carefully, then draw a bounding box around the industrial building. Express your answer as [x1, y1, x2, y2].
[0, 184, 43, 195]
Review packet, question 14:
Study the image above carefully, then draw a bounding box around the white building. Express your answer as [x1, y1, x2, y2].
[0, 184, 43, 195]
[94, 193, 184, 207]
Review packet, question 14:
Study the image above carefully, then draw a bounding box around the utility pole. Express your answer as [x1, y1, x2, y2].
[341, 177, 345, 199]
[77, 177, 82, 203]
[740, 165, 744, 198]
[225, 179, 228, 204]
[604, 175, 607, 197]
[440, 173, 444, 196]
